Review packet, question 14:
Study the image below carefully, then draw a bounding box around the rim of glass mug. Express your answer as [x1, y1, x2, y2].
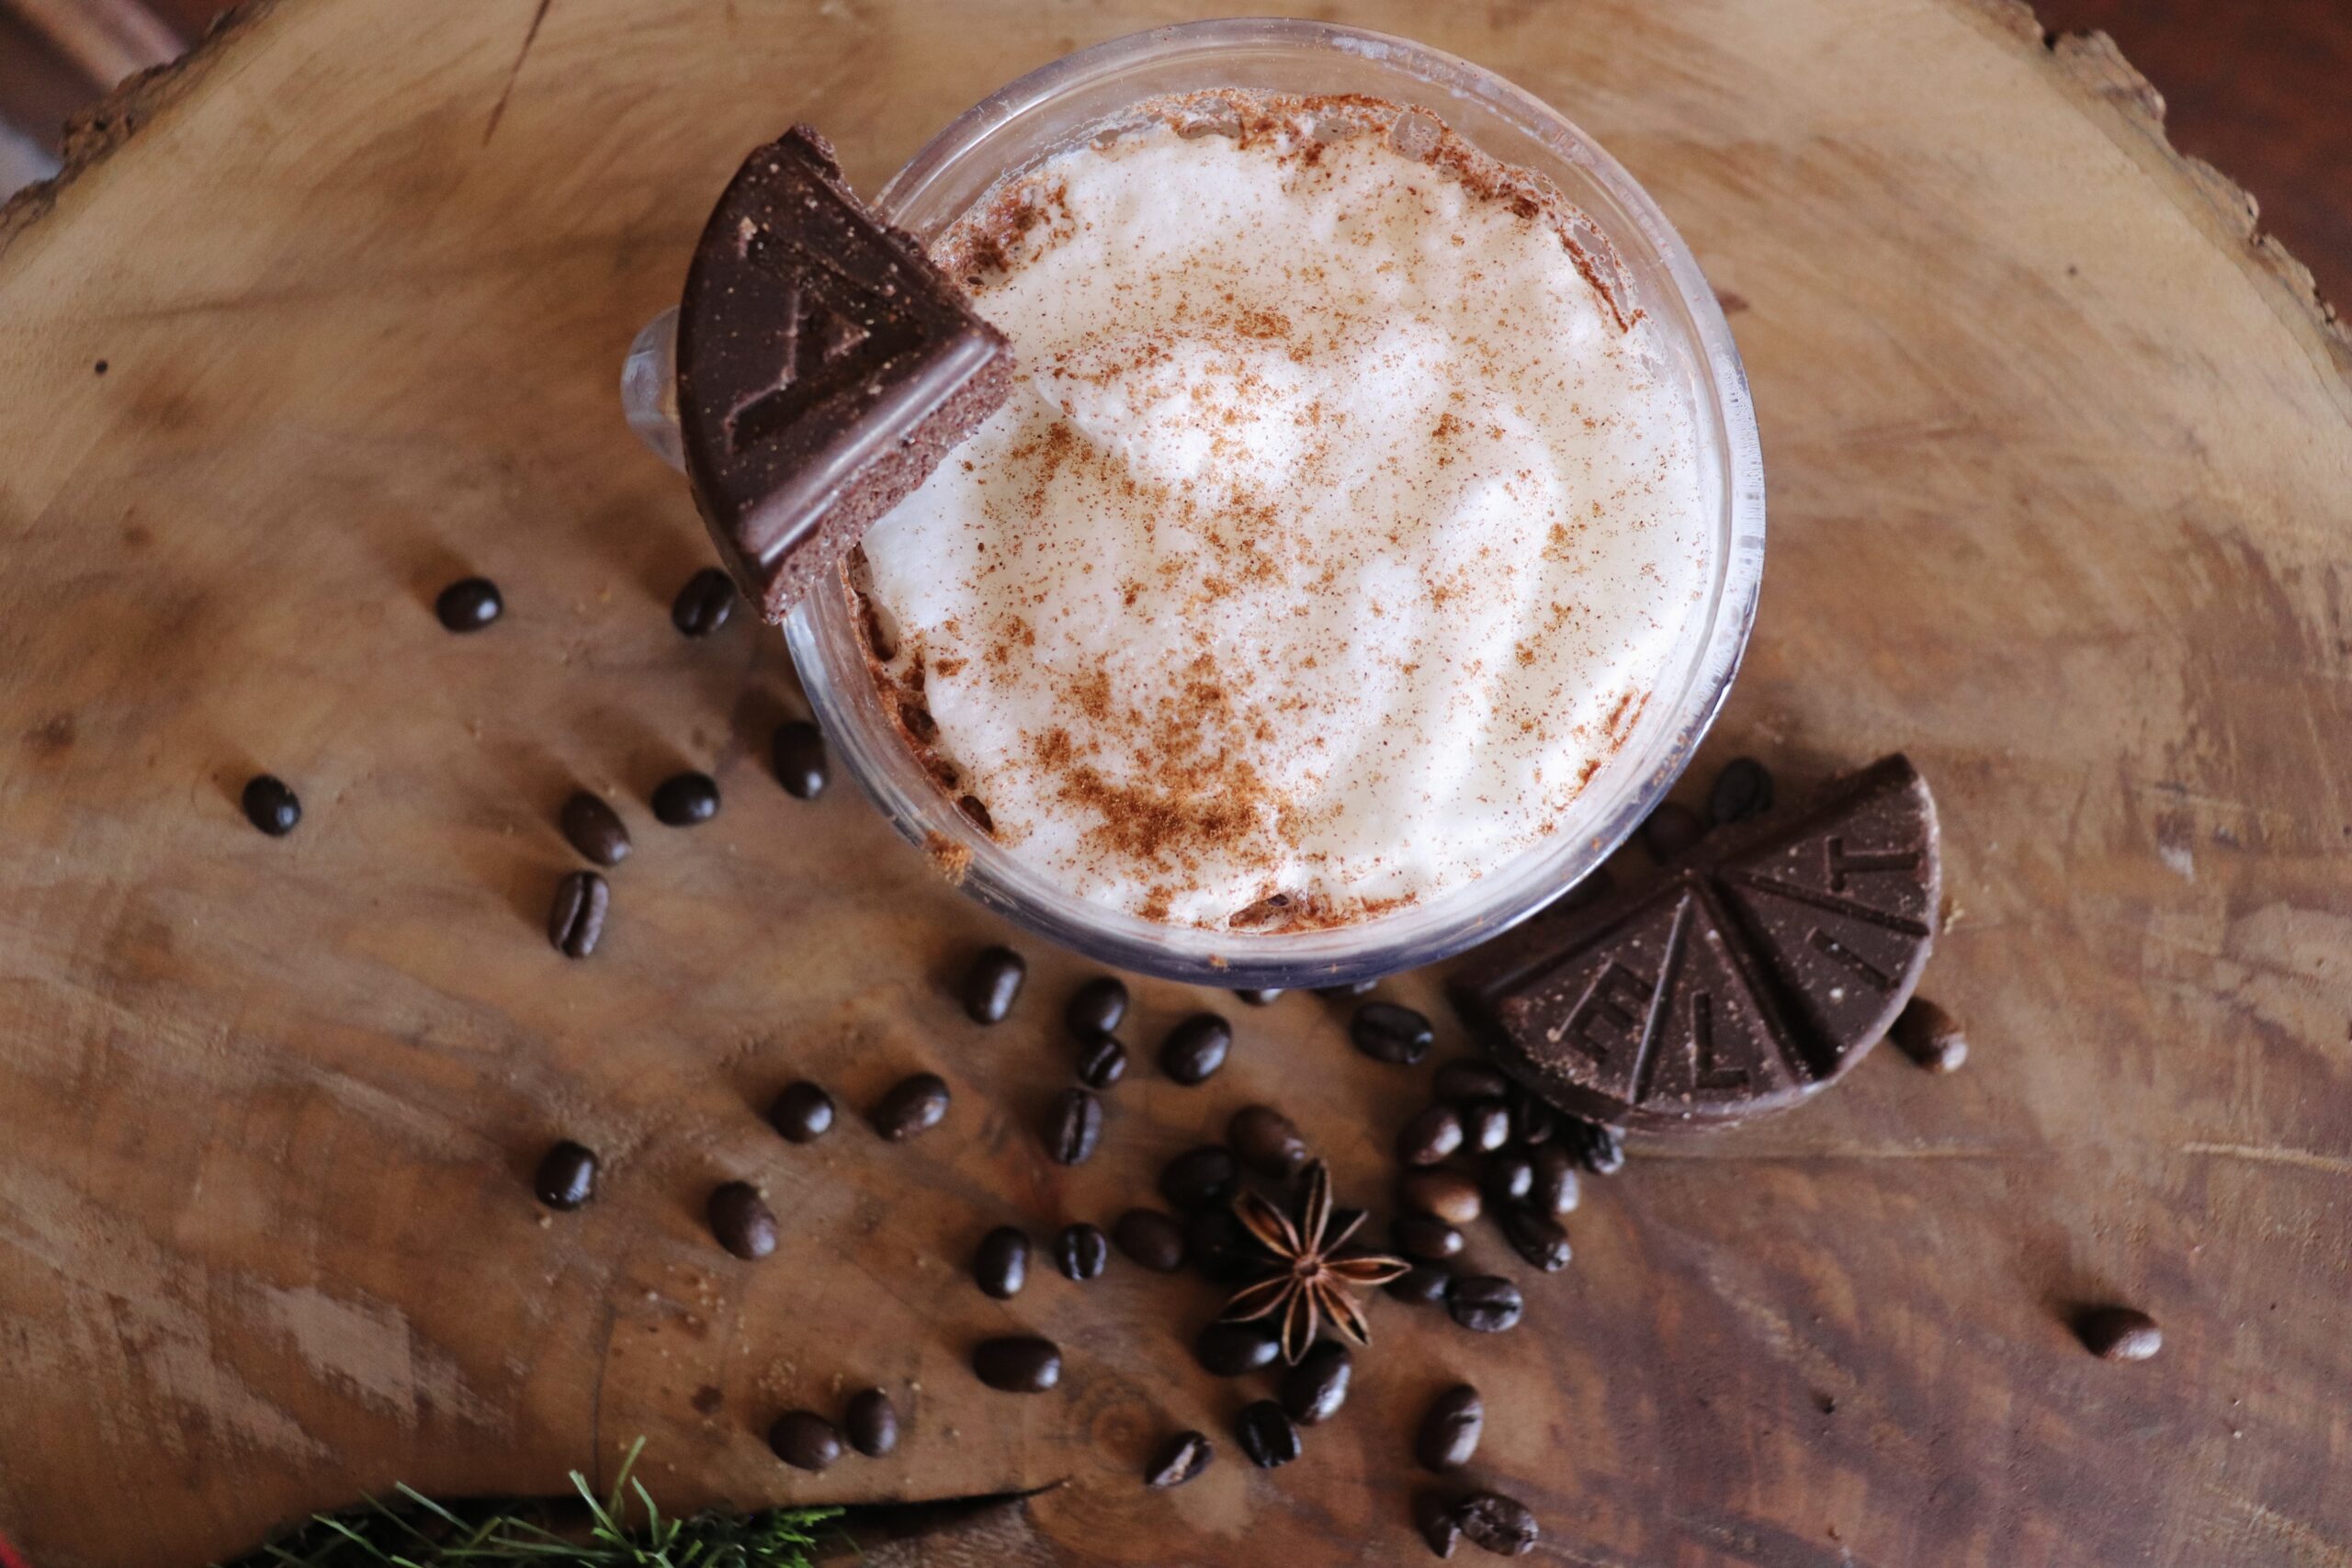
[621, 17, 1766, 987]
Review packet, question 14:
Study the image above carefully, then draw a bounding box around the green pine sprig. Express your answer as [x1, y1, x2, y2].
[224, 1439, 839, 1568]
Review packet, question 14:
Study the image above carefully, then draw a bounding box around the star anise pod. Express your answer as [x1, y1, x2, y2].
[1220, 1159, 1410, 1362]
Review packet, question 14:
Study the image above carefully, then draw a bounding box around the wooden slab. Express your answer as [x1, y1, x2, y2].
[2, 2, 2348, 1565]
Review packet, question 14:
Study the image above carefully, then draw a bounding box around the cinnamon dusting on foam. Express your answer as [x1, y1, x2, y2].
[851, 91, 1713, 932]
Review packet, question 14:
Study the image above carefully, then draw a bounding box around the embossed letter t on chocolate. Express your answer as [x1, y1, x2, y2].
[1451, 756, 1940, 1130]
[676, 125, 1012, 620]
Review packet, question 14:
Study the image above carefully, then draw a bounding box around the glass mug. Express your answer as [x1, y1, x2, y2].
[620, 18, 1766, 988]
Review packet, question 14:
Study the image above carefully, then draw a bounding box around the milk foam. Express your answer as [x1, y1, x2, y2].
[857, 98, 1714, 931]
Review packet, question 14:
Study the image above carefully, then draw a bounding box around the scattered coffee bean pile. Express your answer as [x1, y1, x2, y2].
[769, 1385, 899, 1472]
[240, 572, 842, 966]
[928, 969, 1579, 1555]
[265, 585, 2048, 1560]
[1363, 997, 1623, 1349]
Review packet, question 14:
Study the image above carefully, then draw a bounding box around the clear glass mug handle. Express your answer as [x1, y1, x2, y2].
[620, 308, 686, 472]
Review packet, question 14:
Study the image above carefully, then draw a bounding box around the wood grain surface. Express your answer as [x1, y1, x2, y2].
[2034, 0, 2351, 309]
[2, 2, 2348, 1566]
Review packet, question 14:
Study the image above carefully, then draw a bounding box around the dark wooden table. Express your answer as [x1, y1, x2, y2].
[2, 2, 2348, 1566]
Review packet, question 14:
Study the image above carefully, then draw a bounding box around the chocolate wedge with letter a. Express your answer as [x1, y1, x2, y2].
[677, 125, 1012, 620]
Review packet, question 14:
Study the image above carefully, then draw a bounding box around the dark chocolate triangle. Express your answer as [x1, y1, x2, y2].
[1713, 755, 1939, 1064]
[1714, 756, 1937, 931]
[677, 125, 1012, 620]
[1713, 880, 1931, 1066]
[1632, 886, 1809, 1120]
[1488, 884, 1688, 1111]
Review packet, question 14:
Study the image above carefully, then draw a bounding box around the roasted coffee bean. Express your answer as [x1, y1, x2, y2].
[559, 791, 631, 866]
[1505, 1086, 1556, 1146]
[1281, 1340, 1351, 1426]
[961, 944, 1026, 1023]
[768, 1410, 841, 1472]
[672, 566, 739, 637]
[1146, 1429, 1215, 1488]
[872, 1073, 951, 1140]
[1054, 1223, 1109, 1281]
[1400, 1168, 1483, 1225]
[1185, 1207, 1257, 1283]
[1351, 1001, 1435, 1066]
[1485, 1152, 1535, 1208]
[1045, 1088, 1103, 1165]
[1447, 1275, 1523, 1334]
[1433, 1060, 1512, 1105]
[1235, 1401, 1302, 1469]
[1386, 1262, 1455, 1304]
[1074, 1035, 1128, 1089]
[1316, 979, 1380, 998]
[1159, 1013, 1231, 1085]
[1638, 799, 1706, 861]
[1195, 1319, 1281, 1377]
[1560, 1115, 1625, 1175]
[1416, 1383, 1484, 1472]
[1159, 1145, 1238, 1212]
[971, 1336, 1061, 1393]
[1453, 1492, 1540, 1556]
[1232, 987, 1283, 1005]
[1114, 1208, 1187, 1272]
[708, 1181, 777, 1260]
[770, 720, 830, 800]
[1417, 1492, 1464, 1559]
[1459, 1100, 1511, 1155]
[242, 773, 301, 836]
[1065, 976, 1129, 1040]
[1529, 1145, 1581, 1215]
[435, 575, 503, 632]
[973, 1225, 1029, 1299]
[2078, 1305, 2163, 1361]
[533, 1140, 597, 1210]
[1227, 1104, 1310, 1180]
[1500, 1209, 1571, 1272]
[651, 770, 720, 826]
[768, 1081, 835, 1144]
[548, 870, 609, 958]
[1394, 1214, 1464, 1262]
[1397, 1105, 1464, 1167]
[1892, 997, 1970, 1073]
[843, 1388, 898, 1456]
[1708, 756, 1775, 825]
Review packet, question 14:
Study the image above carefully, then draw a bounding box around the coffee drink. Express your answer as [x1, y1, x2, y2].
[853, 94, 1713, 931]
